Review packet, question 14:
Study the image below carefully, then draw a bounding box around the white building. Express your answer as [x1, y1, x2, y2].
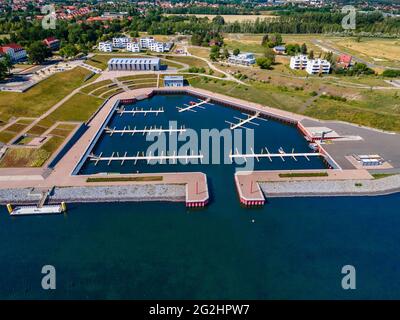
[108, 58, 161, 71]
[289, 55, 308, 70]
[228, 52, 256, 66]
[140, 37, 173, 53]
[305, 58, 331, 75]
[139, 37, 155, 49]
[98, 42, 112, 52]
[290, 55, 331, 74]
[126, 42, 140, 53]
[164, 76, 184, 87]
[112, 37, 130, 49]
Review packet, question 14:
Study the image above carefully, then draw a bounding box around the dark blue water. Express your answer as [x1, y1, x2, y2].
[1, 94, 398, 299]
[1, 195, 400, 299]
[79, 94, 326, 175]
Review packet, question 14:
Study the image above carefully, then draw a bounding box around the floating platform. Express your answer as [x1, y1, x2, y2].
[7, 202, 66, 216]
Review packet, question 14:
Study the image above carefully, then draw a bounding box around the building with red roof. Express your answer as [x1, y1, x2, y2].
[0, 43, 27, 62]
[337, 54, 352, 68]
[43, 37, 60, 51]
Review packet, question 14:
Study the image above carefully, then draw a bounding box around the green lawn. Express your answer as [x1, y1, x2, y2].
[279, 172, 329, 178]
[189, 76, 400, 132]
[0, 136, 64, 167]
[0, 67, 92, 122]
[101, 88, 124, 99]
[87, 176, 163, 182]
[38, 93, 104, 127]
[80, 80, 113, 94]
[189, 76, 309, 114]
[117, 74, 157, 82]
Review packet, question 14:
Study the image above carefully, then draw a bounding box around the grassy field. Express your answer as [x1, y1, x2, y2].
[0, 119, 34, 143]
[189, 76, 310, 113]
[189, 75, 400, 132]
[224, 33, 400, 69]
[0, 135, 64, 167]
[87, 176, 163, 182]
[80, 80, 113, 94]
[187, 46, 211, 59]
[0, 67, 92, 123]
[326, 37, 400, 68]
[37, 93, 104, 128]
[279, 172, 328, 178]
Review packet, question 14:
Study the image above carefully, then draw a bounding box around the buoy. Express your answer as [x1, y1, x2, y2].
[61, 202, 67, 212]
[6, 203, 13, 214]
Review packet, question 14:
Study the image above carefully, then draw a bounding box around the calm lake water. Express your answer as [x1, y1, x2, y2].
[1, 195, 400, 299]
[1, 94, 399, 299]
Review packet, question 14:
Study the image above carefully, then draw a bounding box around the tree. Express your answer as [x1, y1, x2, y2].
[222, 47, 229, 59]
[212, 15, 225, 25]
[308, 50, 314, 60]
[59, 44, 78, 59]
[256, 57, 273, 69]
[27, 41, 51, 64]
[2, 54, 12, 74]
[271, 33, 282, 46]
[300, 43, 307, 54]
[261, 34, 269, 47]
[264, 48, 275, 64]
[233, 48, 240, 56]
[286, 44, 301, 56]
[209, 45, 220, 61]
[0, 61, 8, 81]
[382, 69, 400, 77]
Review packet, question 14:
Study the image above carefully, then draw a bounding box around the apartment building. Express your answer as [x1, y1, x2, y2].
[112, 37, 130, 49]
[98, 42, 113, 52]
[290, 55, 331, 74]
[126, 42, 140, 53]
[289, 55, 309, 70]
[228, 52, 256, 66]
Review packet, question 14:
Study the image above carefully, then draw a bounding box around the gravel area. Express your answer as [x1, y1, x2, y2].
[0, 188, 35, 203]
[49, 185, 186, 203]
[0, 184, 186, 204]
[260, 174, 400, 197]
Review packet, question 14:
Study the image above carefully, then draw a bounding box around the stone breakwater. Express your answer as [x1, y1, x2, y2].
[260, 174, 400, 197]
[0, 185, 186, 205]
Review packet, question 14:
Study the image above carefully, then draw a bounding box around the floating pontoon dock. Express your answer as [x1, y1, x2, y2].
[226, 112, 262, 130]
[89, 151, 204, 165]
[105, 125, 186, 136]
[177, 98, 212, 113]
[116, 107, 164, 116]
[230, 148, 323, 162]
[7, 202, 66, 216]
